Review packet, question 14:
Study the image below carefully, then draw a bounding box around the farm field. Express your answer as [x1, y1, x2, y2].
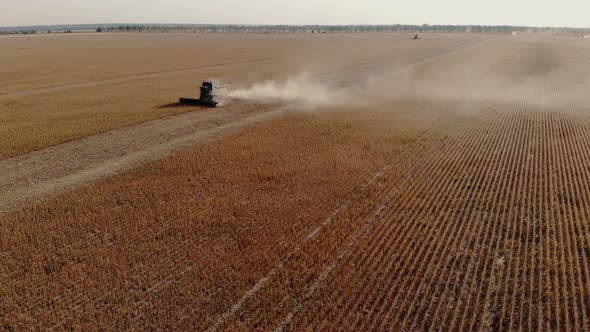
[0, 33, 483, 160]
[2, 32, 590, 331]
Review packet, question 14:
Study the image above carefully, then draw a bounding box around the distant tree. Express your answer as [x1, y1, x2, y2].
[47, 30, 51, 34]
[96, 27, 103, 33]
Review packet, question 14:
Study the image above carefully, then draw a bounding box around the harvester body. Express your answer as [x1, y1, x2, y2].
[179, 80, 228, 107]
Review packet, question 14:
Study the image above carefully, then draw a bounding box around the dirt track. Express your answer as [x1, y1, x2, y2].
[0, 102, 281, 213]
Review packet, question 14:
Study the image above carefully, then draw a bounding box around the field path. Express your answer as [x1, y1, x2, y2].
[0, 102, 282, 213]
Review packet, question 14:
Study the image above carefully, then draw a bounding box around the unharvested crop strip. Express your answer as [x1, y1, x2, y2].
[441, 99, 520, 330]
[470, 99, 531, 330]
[555, 109, 579, 331]
[547, 107, 566, 330]
[480, 98, 524, 330]
[324, 96, 528, 330]
[458, 100, 527, 330]
[568, 102, 590, 328]
[553, 103, 589, 330]
[372, 104, 499, 330]
[376, 102, 504, 330]
[413, 102, 515, 330]
[542, 106, 557, 330]
[495, 95, 536, 331]
[564, 103, 590, 330]
[330, 53, 524, 326]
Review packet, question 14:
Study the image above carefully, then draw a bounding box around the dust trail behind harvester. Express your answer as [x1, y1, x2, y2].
[229, 38, 590, 112]
[228, 74, 351, 110]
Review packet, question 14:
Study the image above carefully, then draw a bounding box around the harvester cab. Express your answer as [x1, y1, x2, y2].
[179, 80, 228, 107]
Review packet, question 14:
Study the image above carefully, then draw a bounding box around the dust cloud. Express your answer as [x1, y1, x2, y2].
[228, 74, 350, 110]
[228, 40, 590, 111]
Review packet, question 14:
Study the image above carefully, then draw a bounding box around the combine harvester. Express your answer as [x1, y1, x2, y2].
[179, 79, 229, 107]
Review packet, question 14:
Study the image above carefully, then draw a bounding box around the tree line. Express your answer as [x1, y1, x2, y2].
[2, 24, 590, 37]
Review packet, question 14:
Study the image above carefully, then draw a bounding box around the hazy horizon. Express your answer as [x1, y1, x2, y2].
[3, 0, 590, 29]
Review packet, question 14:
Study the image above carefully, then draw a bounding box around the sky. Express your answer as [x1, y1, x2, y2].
[2, 0, 590, 28]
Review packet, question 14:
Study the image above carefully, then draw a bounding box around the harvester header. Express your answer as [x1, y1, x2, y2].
[179, 80, 229, 107]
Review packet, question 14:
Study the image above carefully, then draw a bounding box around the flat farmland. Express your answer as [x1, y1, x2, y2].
[2, 32, 590, 331]
[0, 33, 483, 160]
